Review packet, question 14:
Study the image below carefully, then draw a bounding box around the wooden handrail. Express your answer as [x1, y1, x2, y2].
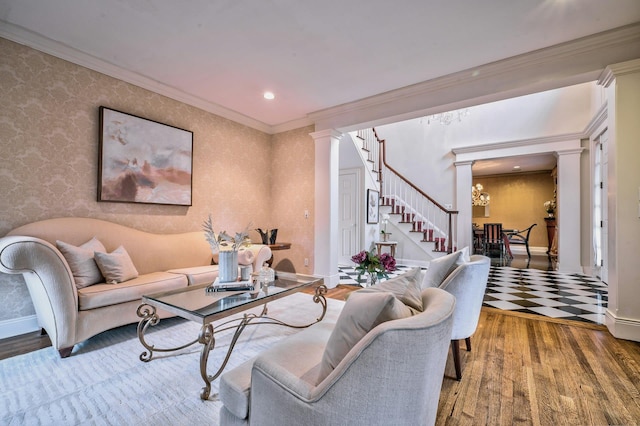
[372, 127, 457, 254]
[373, 128, 458, 215]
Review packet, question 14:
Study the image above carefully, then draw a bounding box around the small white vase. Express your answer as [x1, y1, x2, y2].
[218, 250, 238, 283]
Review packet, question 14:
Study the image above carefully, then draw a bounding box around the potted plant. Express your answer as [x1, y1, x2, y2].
[351, 248, 396, 286]
[202, 215, 251, 282]
[380, 213, 391, 241]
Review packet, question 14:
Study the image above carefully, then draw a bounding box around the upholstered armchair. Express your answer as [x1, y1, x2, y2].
[438, 255, 491, 380]
[219, 287, 456, 426]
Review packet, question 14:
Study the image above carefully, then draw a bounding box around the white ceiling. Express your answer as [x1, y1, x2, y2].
[1, 1, 639, 134]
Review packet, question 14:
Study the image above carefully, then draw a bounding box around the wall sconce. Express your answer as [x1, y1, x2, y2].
[472, 183, 490, 206]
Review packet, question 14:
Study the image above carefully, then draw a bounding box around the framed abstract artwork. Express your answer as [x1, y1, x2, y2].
[98, 106, 193, 206]
[367, 189, 379, 224]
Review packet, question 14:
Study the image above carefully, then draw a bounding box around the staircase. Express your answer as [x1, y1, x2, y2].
[356, 128, 458, 257]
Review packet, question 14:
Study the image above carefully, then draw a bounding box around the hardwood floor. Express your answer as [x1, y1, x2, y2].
[3, 285, 639, 424]
[438, 308, 640, 425]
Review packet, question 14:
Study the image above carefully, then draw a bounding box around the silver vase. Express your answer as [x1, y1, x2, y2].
[218, 250, 239, 283]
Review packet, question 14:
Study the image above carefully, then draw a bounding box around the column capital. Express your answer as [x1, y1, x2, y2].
[309, 129, 343, 141]
[555, 148, 584, 157]
[598, 58, 640, 87]
[454, 160, 474, 168]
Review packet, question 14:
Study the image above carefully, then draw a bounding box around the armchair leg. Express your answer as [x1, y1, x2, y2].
[58, 346, 73, 358]
[465, 337, 472, 352]
[451, 340, 462, 381]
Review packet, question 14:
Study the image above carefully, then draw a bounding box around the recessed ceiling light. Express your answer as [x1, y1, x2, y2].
[263, 92, 275, 100]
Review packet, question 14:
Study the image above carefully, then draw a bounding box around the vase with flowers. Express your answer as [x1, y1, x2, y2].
[544, 200, 556, 218]
[202, 214, 251, 282]
[351, 248, 396, 287]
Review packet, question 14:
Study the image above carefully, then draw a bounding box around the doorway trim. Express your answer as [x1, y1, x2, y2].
[453, 134, 584, 273]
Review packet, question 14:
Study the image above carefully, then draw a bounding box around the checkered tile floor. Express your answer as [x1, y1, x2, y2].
[338, 264, 608, 325]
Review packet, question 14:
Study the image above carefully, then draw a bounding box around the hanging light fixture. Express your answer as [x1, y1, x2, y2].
[425, 108, 470, 125]
[472, 183, 490, 206]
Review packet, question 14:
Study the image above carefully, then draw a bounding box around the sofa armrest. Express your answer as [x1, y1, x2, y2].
[0, 236, 79, 350]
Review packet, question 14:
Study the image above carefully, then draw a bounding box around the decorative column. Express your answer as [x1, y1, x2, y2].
[454, 160, 474, 252]
[310, 129, 342, 289]
[555, 148, 582, 273]
[598, 59, 640, 341]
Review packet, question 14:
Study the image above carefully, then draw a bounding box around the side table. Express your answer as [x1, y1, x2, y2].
[267, 242, 291, 266]
[375, 241, 398, 258]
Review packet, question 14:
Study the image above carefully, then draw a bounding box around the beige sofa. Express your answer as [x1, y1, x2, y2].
[0, 217, 271, 358]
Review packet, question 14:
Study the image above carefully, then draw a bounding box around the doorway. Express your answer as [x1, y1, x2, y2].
[338, 168, 361, 265]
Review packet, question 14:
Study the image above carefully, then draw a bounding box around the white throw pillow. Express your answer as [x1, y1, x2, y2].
[94, 246, 139, 283]
[318, 291, 413, 382]
[422, 250, 463, 289]
[56, 237, 106, 288]
[368, 267, 423, 312]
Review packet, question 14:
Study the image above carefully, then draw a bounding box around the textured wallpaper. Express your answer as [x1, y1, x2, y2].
[270, 126, 315, 273]
[0, 38, 314, 323]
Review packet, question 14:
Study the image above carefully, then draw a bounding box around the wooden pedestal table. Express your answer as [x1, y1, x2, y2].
[266, 242, 291, 266]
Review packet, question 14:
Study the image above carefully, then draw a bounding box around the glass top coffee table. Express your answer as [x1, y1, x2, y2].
[136, 271, 327, 400]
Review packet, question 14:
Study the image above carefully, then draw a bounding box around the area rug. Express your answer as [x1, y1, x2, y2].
[0, 293, 344, 425]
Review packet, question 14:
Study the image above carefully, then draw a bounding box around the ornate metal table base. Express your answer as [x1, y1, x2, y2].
[137, 284, 327, 400]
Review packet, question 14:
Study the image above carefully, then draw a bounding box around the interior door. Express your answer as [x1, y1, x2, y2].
[339, 169, 360, 265]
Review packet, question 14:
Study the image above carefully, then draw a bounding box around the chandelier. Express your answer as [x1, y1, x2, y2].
[425, 108, 470, 125]
[472, 183, 490, 206]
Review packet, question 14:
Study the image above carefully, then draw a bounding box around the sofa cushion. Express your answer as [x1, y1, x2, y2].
[369, 267, 423, 311]
[167, 265, 220, 286]
[77, 271, 188, 310]
[94, 246, 139, 283]
[422, 247, 469, 289]
[318, 291, 413, 382]
[56, 237, 106, 288]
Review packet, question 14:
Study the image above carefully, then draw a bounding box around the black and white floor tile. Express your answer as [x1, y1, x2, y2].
[483, 266, 607, 325]
[338, 264, 423, 286]
[338, 264, 608, 325]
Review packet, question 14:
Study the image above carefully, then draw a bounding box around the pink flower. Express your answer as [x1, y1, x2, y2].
[379, 253, 396, 272]
[351, 248, 396, 282]
[351, 251, 367, 264]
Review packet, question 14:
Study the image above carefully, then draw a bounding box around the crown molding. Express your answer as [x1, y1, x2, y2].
[309, 23, 640, 131]
[0, 21, 276, 134]
[270, 116, 314, 134]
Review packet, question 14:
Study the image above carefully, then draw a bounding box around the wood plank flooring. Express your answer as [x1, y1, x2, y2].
[2, 285, 639, 425]
[438, 308, 640, 425]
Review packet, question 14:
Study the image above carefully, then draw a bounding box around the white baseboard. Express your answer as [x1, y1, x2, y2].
[605, 310, 640, 342]
[0, 315, 39, 340]
[509, 246, 547, 255]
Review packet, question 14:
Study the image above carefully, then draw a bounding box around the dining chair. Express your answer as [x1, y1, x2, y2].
[482, 223, 505, 259]
[506, 223, 537, 259]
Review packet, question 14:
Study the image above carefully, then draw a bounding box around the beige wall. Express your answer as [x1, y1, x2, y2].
[0, 38, 314, 322]
[472, 171, 555, 248]
[270, 127, 315, 273]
